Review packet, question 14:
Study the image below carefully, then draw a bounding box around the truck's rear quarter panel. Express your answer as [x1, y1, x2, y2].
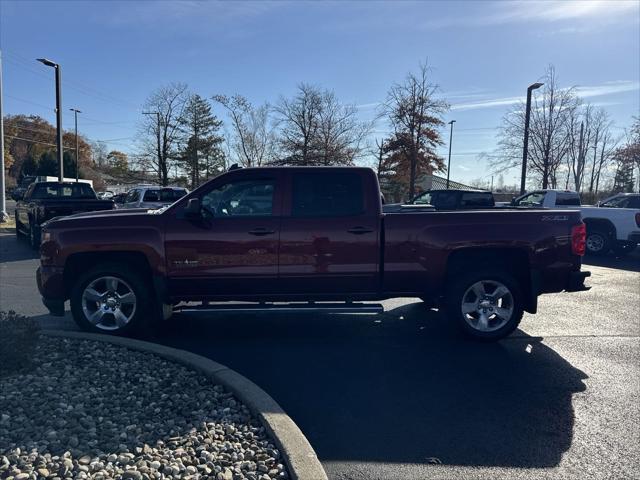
[383, 209, 583, 296]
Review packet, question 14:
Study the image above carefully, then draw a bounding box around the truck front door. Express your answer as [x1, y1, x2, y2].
[164, 172, 283, 299]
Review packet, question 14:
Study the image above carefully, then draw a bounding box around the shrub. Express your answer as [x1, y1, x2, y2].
[0, 311, 40, 377]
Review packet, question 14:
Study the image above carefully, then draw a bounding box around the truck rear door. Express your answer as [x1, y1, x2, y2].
[278, 169, 380, 295]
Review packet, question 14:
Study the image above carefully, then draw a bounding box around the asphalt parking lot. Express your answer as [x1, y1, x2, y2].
[1, 232, 639, 480]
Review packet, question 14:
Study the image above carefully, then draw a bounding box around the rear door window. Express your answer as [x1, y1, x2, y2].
[292, 172, 364, 217]
[431, 191, 458, 210]
[556, 193, 581, 206]
[143, 189, 160, 202]
[460, 192, 494, 207]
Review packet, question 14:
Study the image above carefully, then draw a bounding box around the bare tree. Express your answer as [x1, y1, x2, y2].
[273, 83, 370, 166]
[491, 65, 579, 189]
[382, 62, 448, 198]
[213, 94, 275, 167]
[137, 83, 189, 185]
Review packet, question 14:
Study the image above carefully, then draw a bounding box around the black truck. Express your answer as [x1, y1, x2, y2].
[15, 181, 114, 248]
[383, 189, 495, 212]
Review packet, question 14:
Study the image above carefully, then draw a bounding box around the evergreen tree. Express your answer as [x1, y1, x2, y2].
[37, 151, 58, 176]
[178, 94, 224, 188]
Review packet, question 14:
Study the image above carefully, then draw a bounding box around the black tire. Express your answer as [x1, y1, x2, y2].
[70, 263, 155, 336]
[28, 223, 40, 250]
[446, 269, 524, 341]
[613, 241, 636, 256]
[15, 213, 24, 240]
[585, 229, 611, 256]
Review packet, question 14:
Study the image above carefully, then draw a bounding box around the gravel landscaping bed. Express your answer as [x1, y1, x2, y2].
[0, 336, 288, 480]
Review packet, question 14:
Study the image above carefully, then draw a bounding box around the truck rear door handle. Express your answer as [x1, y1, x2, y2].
[248, 228, 275, 236]
[347, 226, 374, 235]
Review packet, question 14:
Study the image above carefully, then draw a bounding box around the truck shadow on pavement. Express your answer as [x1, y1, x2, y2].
[583, 250, 640, 272]
[154, 302, 588, 469]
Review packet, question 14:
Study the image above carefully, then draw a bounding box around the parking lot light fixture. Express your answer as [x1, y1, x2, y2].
[37, 57, 64, 182]
[520, 82, 544, 195]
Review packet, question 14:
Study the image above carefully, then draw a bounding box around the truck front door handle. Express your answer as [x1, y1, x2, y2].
[347, 226, 374, 235]
[248, 228, 275, 236]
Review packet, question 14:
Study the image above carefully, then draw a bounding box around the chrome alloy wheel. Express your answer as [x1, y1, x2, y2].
[81, 276, 137, 331]
[586, 233, 605, 253]
[461, 280, 514, 333]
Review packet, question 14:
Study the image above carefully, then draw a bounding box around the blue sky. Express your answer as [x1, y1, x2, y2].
[1, 0, 638, 184]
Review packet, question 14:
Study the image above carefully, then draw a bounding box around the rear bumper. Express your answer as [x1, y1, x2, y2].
[36, 266, 66, 316]
[565, 270, 591, 292]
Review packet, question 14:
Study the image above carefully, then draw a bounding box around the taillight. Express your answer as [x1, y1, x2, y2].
[636, 213, 640, 228]
[571, 223, 586, 256]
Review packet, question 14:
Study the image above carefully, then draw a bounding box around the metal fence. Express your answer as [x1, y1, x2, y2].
[418, 174, 476, 191]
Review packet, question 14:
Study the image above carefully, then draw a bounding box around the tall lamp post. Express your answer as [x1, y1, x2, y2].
[0, 50, 7, 222]
[520, 82, 544, 195]
[70, 108, 81, 182]
[37, 58, 64, 182]
[446, 120, 456, 189]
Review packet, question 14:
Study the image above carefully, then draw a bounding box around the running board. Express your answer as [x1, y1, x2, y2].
[174, 302, 384, 315]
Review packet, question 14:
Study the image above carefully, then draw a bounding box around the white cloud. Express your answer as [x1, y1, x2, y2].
[422, 0, 638, 29]
[451, 80, 639, 111]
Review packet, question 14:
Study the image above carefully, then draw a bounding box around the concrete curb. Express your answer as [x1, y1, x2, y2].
[40, 329, 328, 480]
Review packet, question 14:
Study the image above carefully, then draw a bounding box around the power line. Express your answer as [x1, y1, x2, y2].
[4, 134, 77, 150]
[4, 51, 140, 110]
[5, 94, 54, 112]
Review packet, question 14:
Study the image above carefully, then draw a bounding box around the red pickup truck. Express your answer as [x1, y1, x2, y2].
[37, 167, 590, 340]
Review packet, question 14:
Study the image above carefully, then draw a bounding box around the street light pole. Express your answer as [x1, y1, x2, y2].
[446, 120, 456, 189]
[70, 108, 81, 182]
[37, 58, 64, 182]
[0, 50, 7, 223]
[520, 82, 544, 195]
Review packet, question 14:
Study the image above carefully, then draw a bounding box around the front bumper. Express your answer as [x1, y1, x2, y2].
[565, 270, 591, 292]
[36, 266, 66, 316]
[627, 232, 640, 244]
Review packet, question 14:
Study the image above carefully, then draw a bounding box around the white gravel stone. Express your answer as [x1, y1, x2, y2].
[0, 337, 287, 480]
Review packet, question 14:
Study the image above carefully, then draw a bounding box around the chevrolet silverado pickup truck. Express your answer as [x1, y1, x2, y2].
[37, 167, 590, 340]
[16, 181, 114, 249]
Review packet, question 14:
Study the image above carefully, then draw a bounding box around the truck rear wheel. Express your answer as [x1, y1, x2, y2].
[585, 229, 611, 256]
[70, 264, 153, 336]
[446, 269, 524, 341]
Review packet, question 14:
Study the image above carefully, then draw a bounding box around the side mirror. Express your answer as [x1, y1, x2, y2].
[184, 197, 202, 218]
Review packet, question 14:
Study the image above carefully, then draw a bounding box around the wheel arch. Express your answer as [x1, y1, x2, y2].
[64, 251, 154, 297]
[445, 247, 536, 313]
[583, 217, 616, 239]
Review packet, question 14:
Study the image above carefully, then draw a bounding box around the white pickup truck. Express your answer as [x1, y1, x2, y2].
[511, 190, 640, 255]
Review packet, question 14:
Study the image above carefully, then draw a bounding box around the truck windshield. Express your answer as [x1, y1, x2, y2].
[31, 183, 97, 200]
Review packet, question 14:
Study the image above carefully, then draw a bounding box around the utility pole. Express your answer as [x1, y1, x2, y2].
[143, 111, 161, 184]
[520, 82, 544, 195]
[70, 108, 81, 182]
[0, 50, 7, 222]
[446, 120, 456, 189]
[37, 58, 64, 182]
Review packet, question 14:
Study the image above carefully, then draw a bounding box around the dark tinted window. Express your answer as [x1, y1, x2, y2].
[431, 191, 457, 210]
[31, 183, 95, 199]
[556, 193, 581, 206]
[292, 172, 363, 217]
[143, 190, 160, 202]
[460, 192, 494, 207]
[125, 190, 139, 203]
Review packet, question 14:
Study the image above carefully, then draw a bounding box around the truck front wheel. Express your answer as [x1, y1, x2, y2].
[446, 270, 524, 341]
[70, 264, 153, 336]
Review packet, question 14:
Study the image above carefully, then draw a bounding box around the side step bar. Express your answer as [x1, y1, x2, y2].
[174, 302, 384, 315]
